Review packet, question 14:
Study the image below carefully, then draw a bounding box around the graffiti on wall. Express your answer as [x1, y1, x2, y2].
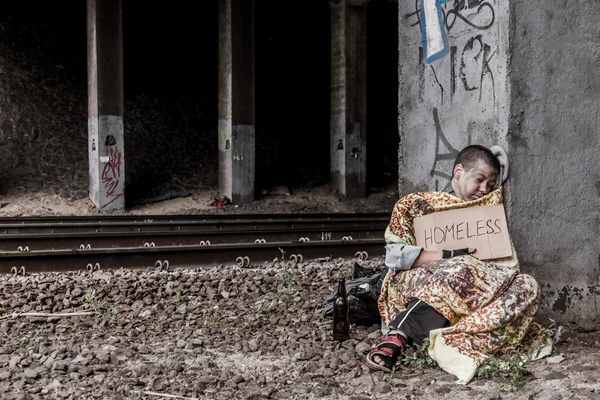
[405, 1, 499, 190]
[418, 38, 496, 105]
[218, 128, 231, 150]
[445, 0, 495, 32]
[101, 135, 123, 208]
[430, 107, 472, 191]
[406, 0, 495, 64]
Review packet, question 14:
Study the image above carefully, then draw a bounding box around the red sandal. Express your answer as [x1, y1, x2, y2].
[365, 333, 407, 373]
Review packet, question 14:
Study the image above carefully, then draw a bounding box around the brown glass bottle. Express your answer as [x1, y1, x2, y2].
[332, 278, 350, 341]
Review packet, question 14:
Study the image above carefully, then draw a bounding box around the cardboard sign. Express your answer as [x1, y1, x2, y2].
[414, 204, 512, 260]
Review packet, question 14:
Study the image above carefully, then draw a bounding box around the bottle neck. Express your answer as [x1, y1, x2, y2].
[338, 279, 346, 296]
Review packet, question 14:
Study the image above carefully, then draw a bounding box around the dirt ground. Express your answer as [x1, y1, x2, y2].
[0, 259, 599, 400]
[0, 185, 400, 217]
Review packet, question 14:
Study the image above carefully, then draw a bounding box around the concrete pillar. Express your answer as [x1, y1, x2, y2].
[329, 0, 369, 198]
[218, 0, 255, 204]
[87, 0, 125, 211]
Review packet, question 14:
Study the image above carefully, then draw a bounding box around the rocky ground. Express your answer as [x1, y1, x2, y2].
[0, 258, 599, 400]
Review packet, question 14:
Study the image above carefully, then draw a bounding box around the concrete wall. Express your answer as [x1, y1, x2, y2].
[397, 0, 510, 193]
[506, 0, 600, 325]
[397, 0, 600, 324]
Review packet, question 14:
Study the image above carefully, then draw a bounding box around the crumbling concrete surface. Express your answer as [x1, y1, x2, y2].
[1, 259, 599, 399]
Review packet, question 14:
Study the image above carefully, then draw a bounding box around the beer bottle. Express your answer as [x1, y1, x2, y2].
[333, 278, 350, 341]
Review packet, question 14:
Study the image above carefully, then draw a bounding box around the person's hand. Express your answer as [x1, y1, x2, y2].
[442, 248, 476, 258]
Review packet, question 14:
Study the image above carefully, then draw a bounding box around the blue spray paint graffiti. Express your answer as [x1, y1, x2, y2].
[420, 0, 452, 64]
[407, 0, 496, 64]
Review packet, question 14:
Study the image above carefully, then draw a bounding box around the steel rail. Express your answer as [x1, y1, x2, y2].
[0, 215, 389, 235]
[0, 213, 391, 275]
[1, 239, 385, 275]
[0, 212, 389, 224]
[0, 226, 384, 252]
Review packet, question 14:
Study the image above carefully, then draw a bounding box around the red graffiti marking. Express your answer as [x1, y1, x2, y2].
[101, 145, 123, 208]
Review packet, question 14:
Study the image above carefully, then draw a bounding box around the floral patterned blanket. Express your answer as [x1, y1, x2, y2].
[378, 188, 552, 383]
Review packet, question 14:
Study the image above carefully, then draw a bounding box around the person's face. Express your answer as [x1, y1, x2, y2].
[452, 160, 498, 201]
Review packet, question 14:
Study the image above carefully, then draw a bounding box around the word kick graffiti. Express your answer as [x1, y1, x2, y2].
[101, 135, 123, 208]
[430, 107, 472, 191]
[419, 34, 496, 104]
[406, 0, 495, 63]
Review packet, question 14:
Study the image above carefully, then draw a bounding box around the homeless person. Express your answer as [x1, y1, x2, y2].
[366, 145, 552, 384]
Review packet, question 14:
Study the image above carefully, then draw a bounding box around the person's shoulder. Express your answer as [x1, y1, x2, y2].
[394, 191, 449, 208]
[395, 191, 424, 204]
[397, 191, 452, 201]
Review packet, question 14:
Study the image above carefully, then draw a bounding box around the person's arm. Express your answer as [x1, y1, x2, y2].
[412, 247, 477, 268]
[412, 249, 443, 267]
[384, 193, 475, 270]
[384, 243, 423, 271]
[413, 247, 477, 267]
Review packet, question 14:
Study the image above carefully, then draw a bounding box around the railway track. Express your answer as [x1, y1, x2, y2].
[0, 213, 389, 275]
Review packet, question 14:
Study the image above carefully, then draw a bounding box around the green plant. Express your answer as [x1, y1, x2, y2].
[171, 288, 186, 304]
[278, 247, 286, 260]
[477, 352, 528, 391]
[106, 307, 118, 321]
[347, 344, 356, 354]
[255, 299, 269, 314]
[476, 335, 555, 391]
[402, 338, 438, 369]
[282, 271, 296, 287]
[278, 270, 300, 301]
[0, 305, 5, 313]
[83, 290, 105, 314]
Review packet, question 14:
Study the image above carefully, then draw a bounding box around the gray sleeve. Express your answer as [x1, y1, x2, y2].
[384, 243, 423, 271]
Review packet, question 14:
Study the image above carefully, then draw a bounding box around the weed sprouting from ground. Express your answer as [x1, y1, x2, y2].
[83, 290, 105, 314]
[477, 352, 529, 391]
[171, 288, 187, 304]
[255, 299, 270, 314]
[397, 332, 554, 391]
[278, 270, 301, 302]
[402, 338, 438, 369]
[84, 290, 118, 321]
[399, 340, 530, 391]
[476, 339, 551, 391]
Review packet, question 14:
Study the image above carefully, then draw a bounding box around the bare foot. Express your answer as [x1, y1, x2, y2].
[370, 330, 407, 366]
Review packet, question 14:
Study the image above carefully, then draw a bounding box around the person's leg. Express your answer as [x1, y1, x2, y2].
[366, 298, 450, 371]
[426, 274, 544, 383]
[389, 297, 451, 346]
[432, 274, 541, 360]
[365, 330, 407, 372]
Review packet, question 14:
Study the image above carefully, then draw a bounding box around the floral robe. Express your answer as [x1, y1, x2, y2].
[378, 188, 552, 383]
